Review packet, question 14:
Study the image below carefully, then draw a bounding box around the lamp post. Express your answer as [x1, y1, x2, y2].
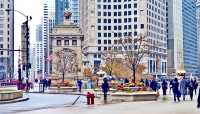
[6, 9, 32, 91]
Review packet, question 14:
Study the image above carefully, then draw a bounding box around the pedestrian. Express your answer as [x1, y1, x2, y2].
[197, 88, 200, 108]
[169, 79, 173, 94]
[124, 78, 129, 84]
[102, 78, 109, 101]
[172, 78, 180, 102]
[150, 78, 157, 92]
[193, 78, 198, 95]
[188, 79, 194, 101]
[180, 77, 188, 101]
[162, 79, 168, 96]
[77, 79, 83, 92]
[145, 79, 149, 87]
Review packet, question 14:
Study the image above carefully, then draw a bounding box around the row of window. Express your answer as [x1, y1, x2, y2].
[97, 31, 139, 37]
[97, 0, 135, 2]
[97, 4, 137, 10]
[97, 10, 138, 16]
[97, 18, 137, 23]
[56, 40, 77, 46]
[97, 24, 144, 31]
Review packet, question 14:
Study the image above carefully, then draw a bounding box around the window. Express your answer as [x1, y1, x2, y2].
[134, 3, 137, 8]
[114, 12, 117, 16]
[108, 12, 111, 16]
[56, 40, 61, 46]
[64, 40, 69, 45]
[103, 12, 107, 16]
[114, 5, 117, 9]
[108, 26, 111, 30]
[104, 26, 107, 30]
[118, 12, 121, 16]
[114, 19, 117, 23]
[118, 26, 121, 30]
[98, 47, 101, 51]
[104, 47, 107, 50]
[72, 40, 77, 45]
[118, 5, 121, 9]
[134, 32, 137, 36]
[124, 18, 127, 22]
[104, 40, 107, 44]
[134, 10, 137, 15]
[97, 5, 101, 9]
[114, 40, 118, 44]
[118, 19, 121, 23]
[0, 51, 3, 55]
[114, 33, 118, 37]
[103, 5, 107, 9]
[134, 24, 137, 29]
[98, 19, 101, 23]
[124, 4, 127, 9]
[124, 25, 127, 29]
[108, 40, 111, 44]
[104, 33, 107, 37]
[108, 33, 111, 37]
[114, 26, 117, 30]
[124, 11, 127, 16]
[134, 17, 137, 22]
[128, 11, 131, 15]
[98, 40, 101, 44]
[98, 12, 101, 16]
[104, 19, 107, 23]
[128, 18, 131, 22]
[98, 33, 101, 37]
[108, 19, 111, 23]
[128, 4, 131, 8]
[98, 26, 101, 30]
[108, 5, 111, 9]
[0, 44, 3, 48]
[141, 24, 144, 29]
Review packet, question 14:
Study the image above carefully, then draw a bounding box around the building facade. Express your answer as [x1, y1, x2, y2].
[0, 0, 14, 80]
[80, 0, 167, 76]
[35, 24, 43, 78]
[196, 0, 200, 76]
[49, 15, 83, 79]
[182, 0, 198, 76]
[43, 0, 56, 78]
[55, 0, 80, 25]
[166, 0, 184, 76]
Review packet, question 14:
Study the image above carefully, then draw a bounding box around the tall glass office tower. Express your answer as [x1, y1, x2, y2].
[55, 0, 79, 25]
[182, 0, 198, 76]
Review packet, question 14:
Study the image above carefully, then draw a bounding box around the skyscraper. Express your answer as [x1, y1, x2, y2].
[35, 24, 43, 77]
[166, 0, 184, 76]
[80, 0, 167, 76]
[196, 0, 200, 76]
[182, 0, 198, 76]
[43, 0, 55, 77]
[0, 0, 14, 80]
[55, 0, 80, 25]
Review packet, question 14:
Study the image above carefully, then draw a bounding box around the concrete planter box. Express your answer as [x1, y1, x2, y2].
[110, 91, 158, 102]
[0, 90, 23, 101]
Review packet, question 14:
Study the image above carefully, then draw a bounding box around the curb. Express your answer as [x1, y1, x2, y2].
[0, 97, 29, 104]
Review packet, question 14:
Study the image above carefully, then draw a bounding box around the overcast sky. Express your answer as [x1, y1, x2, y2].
[14, 0, 43, 74]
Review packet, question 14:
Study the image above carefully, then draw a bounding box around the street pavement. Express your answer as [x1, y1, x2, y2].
[12, 91, 200, 114]
[0, 93, 85, 114]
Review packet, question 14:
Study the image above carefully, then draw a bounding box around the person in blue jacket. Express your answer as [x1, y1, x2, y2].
[102, 78, 109, 101]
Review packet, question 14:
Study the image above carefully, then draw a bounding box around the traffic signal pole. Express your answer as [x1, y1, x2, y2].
[25, 16, 30, 91]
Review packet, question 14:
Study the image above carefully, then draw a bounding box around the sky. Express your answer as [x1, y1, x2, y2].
[14, 0, 43, 73]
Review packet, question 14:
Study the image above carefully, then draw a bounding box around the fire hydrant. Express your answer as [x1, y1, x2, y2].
[91, 93, 95, 104]
[87, 92, 91, 105]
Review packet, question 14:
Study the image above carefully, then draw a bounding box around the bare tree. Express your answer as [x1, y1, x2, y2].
[101, 47, 117, 76]
[119, 35, 150, 83]
[53, 48, 77, 83]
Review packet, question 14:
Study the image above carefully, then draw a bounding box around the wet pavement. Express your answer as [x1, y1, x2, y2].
[0, 93, 85, 114]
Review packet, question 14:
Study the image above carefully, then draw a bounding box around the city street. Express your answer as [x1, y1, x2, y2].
[13, 94, 200, 114]
[0, 93, 85, 114]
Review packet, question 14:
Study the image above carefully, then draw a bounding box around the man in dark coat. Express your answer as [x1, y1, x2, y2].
[188, 79, 194, 101]
[102, 78, 109, 101]
[77, 80, 83, 92]
[172, 78, 180, 102]
[180, 77, 188, 101]
[162, 79, 168, 96]
[193, 78, 198, 95]
[197, 88, 200, 108]
[150, 79, 157, 92]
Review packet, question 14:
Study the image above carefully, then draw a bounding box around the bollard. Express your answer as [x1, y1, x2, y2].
[91, 93, 95, 104]
[87, 92, 91, 105]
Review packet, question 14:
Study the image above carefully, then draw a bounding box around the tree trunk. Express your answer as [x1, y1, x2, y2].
[62, 73, 65, 84]
[132, 64, 136, 83]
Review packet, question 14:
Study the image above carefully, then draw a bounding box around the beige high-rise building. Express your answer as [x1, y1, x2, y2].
[80, 0, 167, 76]
[0, 0, 14, 80]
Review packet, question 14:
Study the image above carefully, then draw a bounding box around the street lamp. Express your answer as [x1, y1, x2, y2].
[6, 9, 32, 91]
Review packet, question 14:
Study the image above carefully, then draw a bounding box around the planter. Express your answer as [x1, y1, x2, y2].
[0, 89, 23, 101]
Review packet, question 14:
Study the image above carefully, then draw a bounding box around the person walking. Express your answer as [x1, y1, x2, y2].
[169, 79, 173, 94]
[188, 79, 194, 101]
[102, 78, 109, 101]
[193, 78, 198, 95]
[77, 79, 83, 92]
[150, 78, 158, 92]
[172, 78, 180, 102]
[197, 88, 200, 108]
[180, 77, 188, 101]
[161, 79, 168, 96]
